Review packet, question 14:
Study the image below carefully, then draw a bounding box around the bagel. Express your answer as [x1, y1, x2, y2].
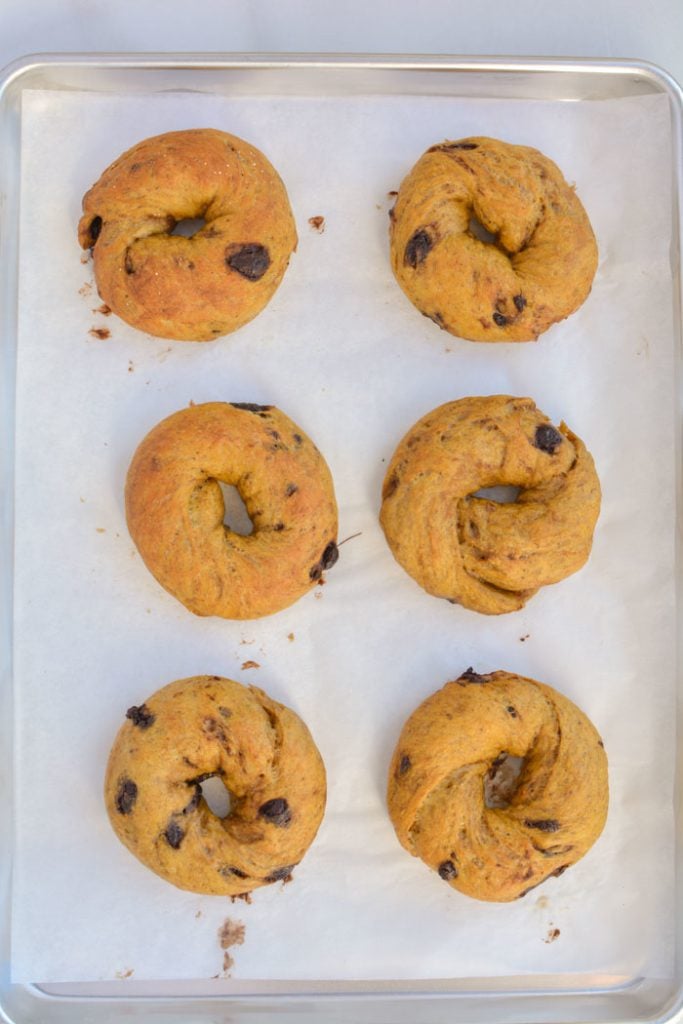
[387, 669, 608, 902]
[380, 396, 600, 615]
[105, 675, 326, 895]
[125, 402, 339, 619]
[78, 128, 297, 341]
[389, 136, 598, 342]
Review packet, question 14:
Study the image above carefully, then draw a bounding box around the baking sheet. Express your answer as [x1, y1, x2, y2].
[10, 86, 676, 984]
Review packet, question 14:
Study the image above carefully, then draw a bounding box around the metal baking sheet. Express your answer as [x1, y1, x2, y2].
[1, 53, 682, 1024]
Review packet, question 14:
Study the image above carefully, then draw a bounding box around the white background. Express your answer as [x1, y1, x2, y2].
[0, 0, 681, 91]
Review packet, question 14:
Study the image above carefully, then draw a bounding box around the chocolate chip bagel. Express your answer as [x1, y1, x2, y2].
[388, 669, 608, 902]
[389, 136, 598, 342]
[105, 675, 326, 895]
[125, 402, 339, 620]
[78, 128, 297, 341]
[380, 396, 600, 614]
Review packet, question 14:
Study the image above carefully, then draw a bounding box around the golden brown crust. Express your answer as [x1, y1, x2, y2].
[78, 128, 297, 341]
[104, 676, 326, 895]
[387, 670, 608, 902]
[389, 136, 598, 342]
[379, 396, 601, 614]
[125, 402, 339, 619]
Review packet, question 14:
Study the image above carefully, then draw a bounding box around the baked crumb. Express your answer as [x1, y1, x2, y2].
[218, 918, 245, 950]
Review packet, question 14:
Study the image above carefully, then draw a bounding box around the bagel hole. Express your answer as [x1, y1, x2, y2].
[484, 753, 525, 809]
[473, 485, 521, 504]
[219, 482, 254, 536]
[200, 776, 232, 818]
[468, 215, 498, 246]
[170, 217, 206, 238]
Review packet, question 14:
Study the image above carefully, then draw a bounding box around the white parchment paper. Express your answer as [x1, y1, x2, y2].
[11, 87, 676, 984]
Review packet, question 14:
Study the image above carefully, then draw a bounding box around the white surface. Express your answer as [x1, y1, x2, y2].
[10, 85, 676, 984]
[0, 0, 682, 93]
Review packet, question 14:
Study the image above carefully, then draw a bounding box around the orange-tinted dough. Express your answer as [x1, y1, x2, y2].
[380, 396, 600, 614]
[387, 669, 608, 902]
[126, 402, 338, 619]
[105, 676, 326, 895]
[390, 136, 598, 342]
[78, 128, 297, 341]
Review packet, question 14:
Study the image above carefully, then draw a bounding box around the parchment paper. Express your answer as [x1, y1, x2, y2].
[11, 87, 676, 984]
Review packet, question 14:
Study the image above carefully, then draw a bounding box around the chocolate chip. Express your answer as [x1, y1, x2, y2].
[220, 865, 249, 879]
[398, 754, 411, 776]
[493, 311, 508, 327]
[428, 141, 479, 152]
[321, 541, 339, 570]
[273, 522, 285, 532]
[182, 787, 202, 814]
[115, 778, 137, 814]
[265, 864, 295, 883]
[524, 819, 560, 833]
[383, 474, 399, 499]
[226, 243, 271, 281]
[125, 704, 155, 729]
[438, 859, 458, 880]
[513, 294, 527, 311]
[551, 864, 569, 877]
[230, 402, 272, 413]
[164, 820, 185, 849]
[258, 798, 291, 827]
[88, 216, 102, 246]
[285, 483, 298, 497]
[427, 311, 446, 328]
[309, 542, 338, 580]
[506, 705, 518, 717]
[458, 667, 487, 684]
[124, 247, 135, 274]
[404, 229, 433, 268]
[293, 433, 303, 445]
[533, 424, 563, 454]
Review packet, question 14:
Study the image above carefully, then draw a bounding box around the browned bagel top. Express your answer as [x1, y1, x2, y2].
[105, 676, 327, 895]
[125, 402, 339, 620]
[388, 669, 608, 902]
[79, 128, 297, 341]
[390, 136, 598, 342]
[380, 396, 601, 614]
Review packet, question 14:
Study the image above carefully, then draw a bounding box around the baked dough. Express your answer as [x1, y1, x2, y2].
[105, 675, 326, 895]
[126, 402, 339, 619]
[380, 396, 600, 614]
[389, 136, 598, 342]
[387, 669, 608, 902]
[78, 128, 297, 341]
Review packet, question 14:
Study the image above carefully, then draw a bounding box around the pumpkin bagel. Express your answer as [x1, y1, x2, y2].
[125, 402, 339, 619]
[78, 128, 297, 341]
[389, 136, 598, 342]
